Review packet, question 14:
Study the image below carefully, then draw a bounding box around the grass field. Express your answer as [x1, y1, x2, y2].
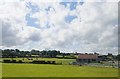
[1, 58, 118, 77]
[2, 58, 76, 65]
[2, 63, 118, 77]
[0, 63, 2, 78]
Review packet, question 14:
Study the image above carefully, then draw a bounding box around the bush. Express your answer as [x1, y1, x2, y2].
[3, 60, 11, 63]
[51, 61, 56, 64]
[11, 60, 17, 63]
[31, 60, 56, 64]
[31, 60, 46, 64]
[100, 61, 104, 64]
[46, 61, 51, 64]
[18, 60, 23, 63]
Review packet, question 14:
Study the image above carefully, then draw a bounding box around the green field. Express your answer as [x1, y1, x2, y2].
[2, 58, 76, 65]
[0, 63, 2, 78]
[1, 58, 118, 77]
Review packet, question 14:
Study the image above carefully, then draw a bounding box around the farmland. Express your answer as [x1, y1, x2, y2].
[2, 58, 76, 65]
[1, 58, 118, 77]
[0, 63, 1, 78]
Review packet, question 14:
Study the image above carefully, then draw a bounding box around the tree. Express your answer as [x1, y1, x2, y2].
[107, 53, 113, 61]
[9, 51, 16, 61]
[117, 54, 120, 61]
[15, 49, 20, 52]
[62, 53, 65, 58]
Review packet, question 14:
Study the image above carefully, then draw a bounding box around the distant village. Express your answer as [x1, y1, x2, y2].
[1, 49, 120, 63]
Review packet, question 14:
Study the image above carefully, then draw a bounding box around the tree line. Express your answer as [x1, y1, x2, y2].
[1, 49, 74, 58]
[0, 49, 120, 61]
[1, 49, 61, 58]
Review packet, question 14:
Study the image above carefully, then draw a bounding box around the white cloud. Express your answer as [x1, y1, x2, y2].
[0, 1, 118, 54]
[0, 1, 41, 47]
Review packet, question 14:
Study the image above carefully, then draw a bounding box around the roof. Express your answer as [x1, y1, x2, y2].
[77, 54, 98, 59]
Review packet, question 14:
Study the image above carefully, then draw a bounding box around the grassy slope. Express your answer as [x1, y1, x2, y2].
[2, 63, 118, 77]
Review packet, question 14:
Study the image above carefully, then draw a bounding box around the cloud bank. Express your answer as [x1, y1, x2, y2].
[0, 0, 118, 54]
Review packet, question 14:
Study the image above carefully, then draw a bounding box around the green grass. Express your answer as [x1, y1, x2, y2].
[2, 58, 118, 77]
[0, 63, 2, 78]
[2, 63, 118, 77]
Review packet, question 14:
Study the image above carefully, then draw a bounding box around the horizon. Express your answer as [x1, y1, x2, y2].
[0, 48, 118, 55]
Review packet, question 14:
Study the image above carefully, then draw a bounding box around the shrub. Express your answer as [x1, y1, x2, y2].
[51, 61, 56, 64]
[3, 60, 11, 63]
[31, 60, 46, 64]
[11, 60, 17, 63]
[31, 60, 56, 64]
[46, 61, 51, 64]
[18, 60, 23, 63]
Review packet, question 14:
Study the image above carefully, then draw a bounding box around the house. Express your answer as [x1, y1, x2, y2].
[76, 53, 99, 64]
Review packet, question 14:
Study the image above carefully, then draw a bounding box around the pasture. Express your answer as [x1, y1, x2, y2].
[1, 58, 118, 77]
[0, 63, 2, 78]
[2, 58, 76, 65]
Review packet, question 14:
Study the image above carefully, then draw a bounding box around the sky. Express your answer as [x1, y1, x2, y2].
[0, 0, 119, 54]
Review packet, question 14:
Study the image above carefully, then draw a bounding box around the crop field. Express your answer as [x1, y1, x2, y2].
[1, 58, 118, 77]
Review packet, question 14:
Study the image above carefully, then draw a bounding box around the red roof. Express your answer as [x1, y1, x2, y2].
[77, 54, 98, 59]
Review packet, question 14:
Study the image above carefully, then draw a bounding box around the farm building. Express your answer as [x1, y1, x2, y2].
[76, 53, 99, 63]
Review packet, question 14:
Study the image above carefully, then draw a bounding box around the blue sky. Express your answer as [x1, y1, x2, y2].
[26, 2, 39, 28]
[25, 1, 83, 28]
